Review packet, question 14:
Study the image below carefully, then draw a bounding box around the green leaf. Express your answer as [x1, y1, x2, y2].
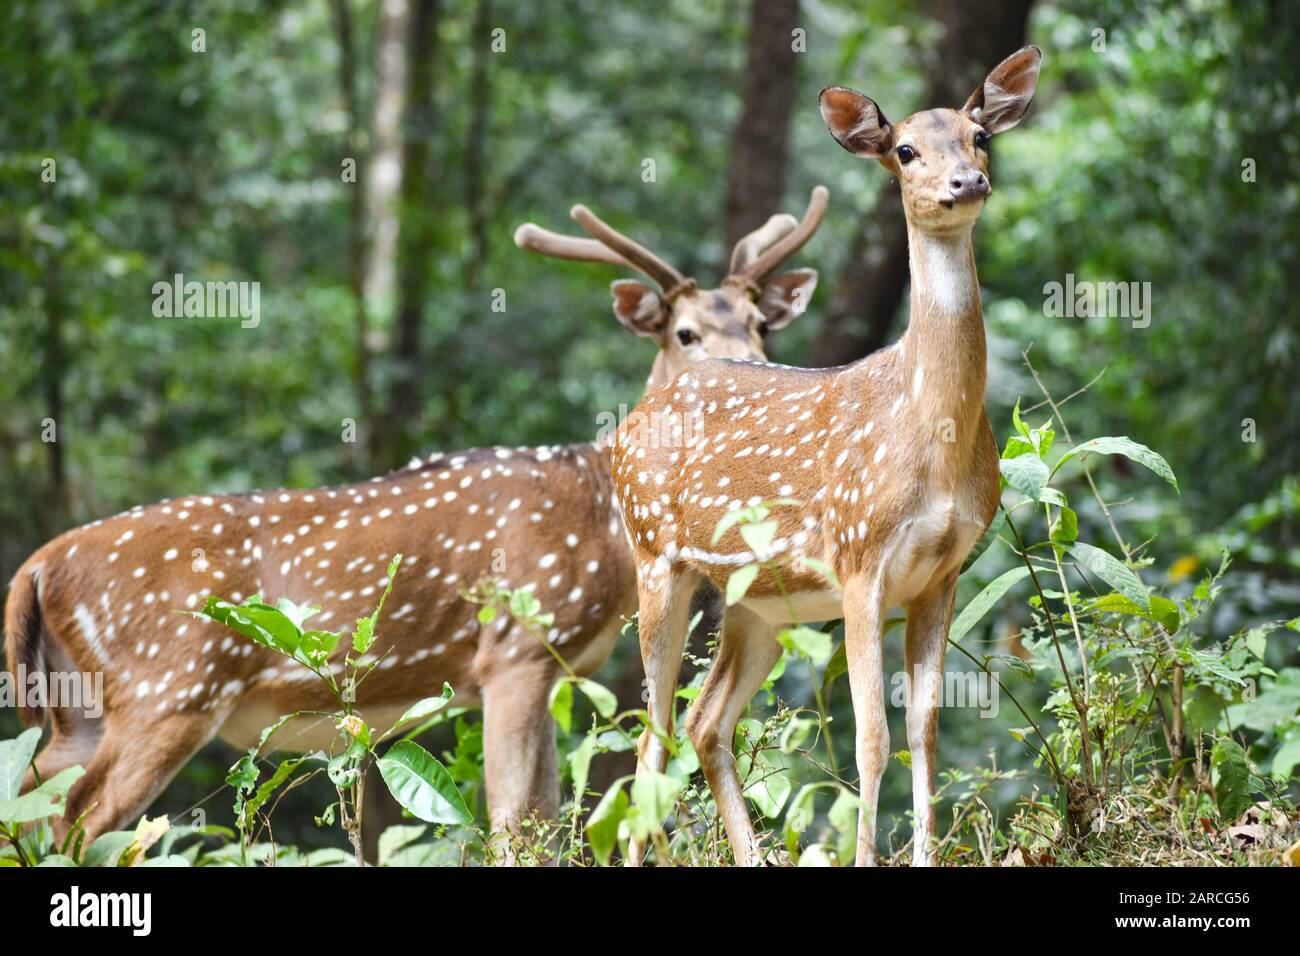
[384, 684, 455, 738]
[1053, 437, 1179, 493]
[630, 771, 680, 828]
[1271, 730, 1300, 781]
[0, 728, 41, 801]
[1244, 626, 1270, 660]
[799, 557, 841, 591]
[778, 626, 832, 664]
[377, 824, 428, 866]
[1049, 506, 1078, 547]
[999, 455, 1050, 501]
[1068, 542, 1149, 611]
[827, 786, 860, 864]
[949, 566, 1032, 644]
[576, 678, 618, 719]
[1211, 737, 1261, 821]
[585, 783, 629, 866]
[242, 756, 309, 824]
[739, 520, 777, 556]
[569, 735, 597, 801]
[726, 564, 760, 606]
[712, 504, 767, 545]
[549, 679, 574, 734]
[353, 553, 403, 654]
[477, 605, 497, 625]
[0, 765, 84, 824]
[82, 831, 136, 868]
[377, 740, 473, 826]
[1011, 398, 1030, 438]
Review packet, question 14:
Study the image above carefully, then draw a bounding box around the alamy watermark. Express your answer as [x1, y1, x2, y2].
[1, 666, 103, 719]
[1043, 273, 1151, 329]
[890, 669, 999, 718]
[152, 273, 261, 328]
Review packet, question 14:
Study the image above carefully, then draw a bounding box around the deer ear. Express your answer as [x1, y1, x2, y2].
[611, 280, 668, 337]
[962, 45, 1042, 134]
[757, 269, 818, 331]
[819, 87, 892, 158]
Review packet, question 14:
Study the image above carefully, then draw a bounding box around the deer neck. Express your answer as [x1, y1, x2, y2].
[896, 223, 987, 451]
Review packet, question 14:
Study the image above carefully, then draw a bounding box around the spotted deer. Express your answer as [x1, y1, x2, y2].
[3, 189, 828, 848]
[609, 47, 1042, 866]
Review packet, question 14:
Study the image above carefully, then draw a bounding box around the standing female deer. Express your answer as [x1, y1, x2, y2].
[3, 189, 828, 848]
[609, 47, 1042, 866]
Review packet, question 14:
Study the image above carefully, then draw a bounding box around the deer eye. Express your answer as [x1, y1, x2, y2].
[757, 319, 770, 338]
[896, 145, 916, 164]
[676, 328, 699, 346]
[974, 130, 990, 150]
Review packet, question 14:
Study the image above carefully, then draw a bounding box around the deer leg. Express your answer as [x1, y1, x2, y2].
[683, 603, 782, 866]
[843, 571, 888, 866]
[64, 709, 221, 840]
[482, 657, 561, 863]
[904, 572, 957, 867]
[626, 564, 698, 866]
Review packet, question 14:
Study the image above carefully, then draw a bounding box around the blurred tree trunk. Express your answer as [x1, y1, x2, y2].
[811, 0, 1035, 367]
[331, 0, 375, 474]
[723, 0, 801, 256]
[462, 0, 492, 294]
[365, 0, 410, 311]
[381, 0, 443, 465]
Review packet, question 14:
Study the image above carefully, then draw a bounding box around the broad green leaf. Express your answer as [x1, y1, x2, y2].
[827, 786, 860, 864]
[0, 728, 41, 801]
[1049, 506, 1078, 547]
[549, 679, 574, 734]
[0, 766, 84, 824]
[1087, 592, 1179, 632]
[377, 740, 473, 825]
[778, 626, 832, 664]
[726, 564, 760, 606]
[1068, 542, 1149, 611]
[1244, 626, 1270, 660]
[569, 735, 596, 801]
[477, 605, 497, 625]
[739, 520, 777, 556]
[385, 684, 455, 738]
[82, 830, 136, 868]
[576, 678, 618, 719]
[377, 824, 427, 866]
[631, 771, 680, 827]
[712, 504, 767, 545]
[1211, 737, 1261, 822]
[586, 783, 629, 866]
[999, 455, 1050, 501]
[1271, 730, 1300, 781]
[1053, 437, 1179, 493]
[798, 557, 841, 590]
[949, 566, 1032, 644]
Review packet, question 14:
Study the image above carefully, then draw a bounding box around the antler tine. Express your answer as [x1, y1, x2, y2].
[570, 204, 688, 294]
[513, 223, 634, 268]
[739, 185, 830, 285]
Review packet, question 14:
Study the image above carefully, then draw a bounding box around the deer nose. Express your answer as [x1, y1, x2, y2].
[948, 167, 990, 202]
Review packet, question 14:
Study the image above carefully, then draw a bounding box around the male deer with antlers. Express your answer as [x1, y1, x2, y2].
[3, 190, 828, 849]
[609, 47, 1042, 866]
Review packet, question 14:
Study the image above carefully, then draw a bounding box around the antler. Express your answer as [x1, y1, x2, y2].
[513, 223, 634, 268]
[569, 205, 690, 296]
[728, 213, 798, 275]
[735, 185, 829, 286]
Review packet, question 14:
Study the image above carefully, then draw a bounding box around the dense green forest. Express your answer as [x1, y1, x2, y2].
[1, 0, 1297, 866]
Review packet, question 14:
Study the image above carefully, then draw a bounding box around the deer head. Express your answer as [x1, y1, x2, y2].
[820, 46, 1041, 234]
[514, 187, 828, 387]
